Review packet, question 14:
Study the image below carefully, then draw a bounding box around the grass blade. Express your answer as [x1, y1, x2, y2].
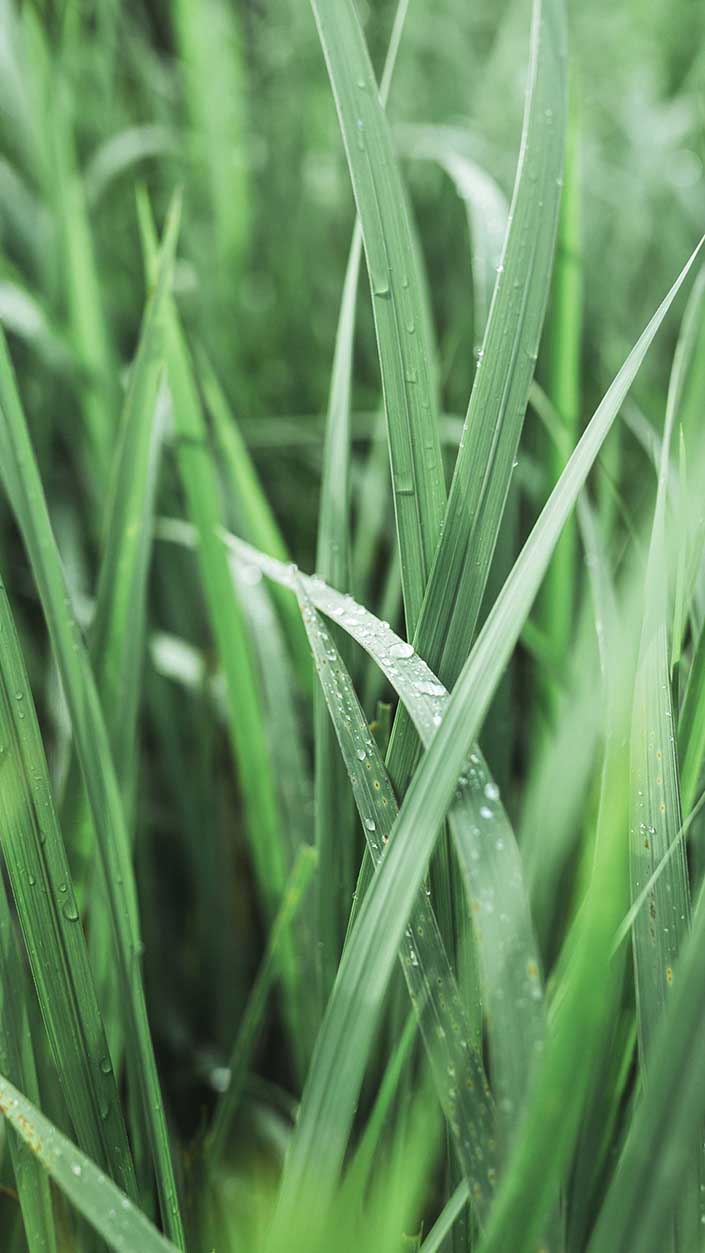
[0, 572, 136, 1197]
[0, 329, 185, 1243]
[309, 0, 446, 635]
[297, 585, 497, 1214]
[0, 874, 58, 1253]
[0, 1075, 179, 1253]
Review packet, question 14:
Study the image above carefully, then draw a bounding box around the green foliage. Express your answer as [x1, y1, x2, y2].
[0, 1, 703, 1251]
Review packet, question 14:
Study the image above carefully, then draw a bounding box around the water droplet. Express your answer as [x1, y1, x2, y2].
[364, 817, 376, 832]
[390, 641, 414, 660]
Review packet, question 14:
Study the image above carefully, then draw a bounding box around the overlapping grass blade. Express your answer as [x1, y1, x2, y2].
[0, 333, 184, 1242]
[137, 193, 312, 1068]
[382, 0, 566, 829]
[313, 0, 409, 994]
[0, 874, 57, 1253]
[629, 265, 704, 1244]
[225, 533, 543, 1150]
[0, 574, 136, 1196]
[0, 1074, 179, 1253]
[296, 585, 497, 1214]
[588, 874, 705, 1253]
[199, 352, 312, 691]
[309, 0, 446, 636]
[269, 236, 702, 1229]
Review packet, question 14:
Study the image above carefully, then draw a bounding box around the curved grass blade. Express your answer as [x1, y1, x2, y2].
[224, 533, 543, 1151]
[0, 1075, 179, 1253]
[268, 235, 703, 1231]
[309, 0, 446, 635]
[0, 574, 136, 1198]
[297, 586, 497, 1214]
[0, 332, 185, 1244]
[0, 874, 57, 1253]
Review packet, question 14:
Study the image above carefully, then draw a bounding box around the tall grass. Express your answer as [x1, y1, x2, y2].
[0, 0, 704, 1250]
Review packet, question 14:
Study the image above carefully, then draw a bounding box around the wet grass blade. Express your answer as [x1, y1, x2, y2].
[268, 236, 702, 1231]
[0, 329, 185, 1244]
[225, 534, 543, 1154]
[313, 0, 409, 996]
[0, 1075, 179, 1253]
[0, 873, 58, 1253]
[0, 574, 136, 1197]
[309, 0, 446, 635]
[297, 585, 497, 1215]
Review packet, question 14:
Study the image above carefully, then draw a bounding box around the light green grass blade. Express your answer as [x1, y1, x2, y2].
[313, 0, 409, 997]
[207, 845, 317, 1168]
[534, 90, 582, 720]
[0, 1075, 179, 1253]
[309, 0, 446, 635]
[629, 268, 704, 1244]
[297, 586, 497, 1215]
[588, 878, 705, 1253]
[419, 1181, 469, 1253]
[681, 620, 705, 816]
[0, 333, 184, 1245]
[270, 236, 702, 1230]
[62, 193, 180, 885]
[137, 194, 311, 1071]
[0, 874, 57, 1253]
[0, 573, 136, 1196]
[225, 534, 542, 1152]
[199, 352, 312, 692]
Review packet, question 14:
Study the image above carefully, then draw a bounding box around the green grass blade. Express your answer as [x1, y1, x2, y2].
[0, 875, 58, 1253]
[199, 352, 312, 692]
[137, 193, 311, 1071]
[297, 586, 497, 1215]
[269, 235, 701, 1229]
[588, 879, 705, 1253]
[309, 0, 446, 635]
[681, 620, 705, 816]
[0, 332, 185, 1245]
[206, 845, 317, 1168]
[0, 574, 136, 1197]
[313, 0, 409, 997]
[225, 534, 543, 1152]
[0, 1075, 179, 1253]
[419, 1181, 469, 1253]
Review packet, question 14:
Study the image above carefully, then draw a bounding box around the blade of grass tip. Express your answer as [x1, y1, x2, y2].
[206, 845, 317, 1168]
[296, 585, 497, 1214]
[628, 254, 705, 1241]
[269, 236, 704, 1233]
[313, 0, 411, 980]
[225, 536, 542, 1156]
[309, 0, 446, 637]
[0, 1075, 179, 1253]
[0, 334, 185, 1243]
[0, 874, 58, 1253]
[385, 0, 567, 808]
[0, 572, 137, 1199]
[198, 351, 312, 694]
[136, 191, 307, 1078]
[534, 86, 582, 726]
